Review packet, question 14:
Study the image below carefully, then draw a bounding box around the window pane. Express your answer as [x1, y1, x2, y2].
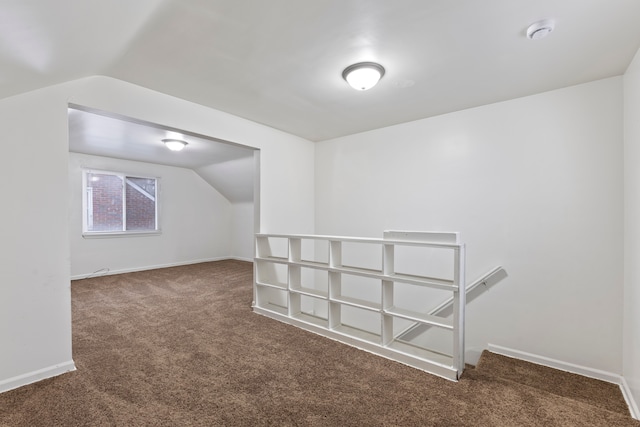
[125, 177, 157, 231]
[86, 173, 123, 232]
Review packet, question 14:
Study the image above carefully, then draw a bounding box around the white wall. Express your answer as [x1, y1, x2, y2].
[0, 76, 315, 391]
[230, 202, 255, 261]
[67, 76, 315, 234]
[0, 86, 75, 392]
[624, 47, 640, 414]
[195, 156, 255, 204]
[69, 153, 234, 278]
[315, 77, 624, 372]
[195, 156, 257, 262]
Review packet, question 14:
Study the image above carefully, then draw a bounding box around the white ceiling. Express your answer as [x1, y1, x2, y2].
[68, 107, 253, 170]
[4, 0, 640, 143]
[68, 107, 256, 203]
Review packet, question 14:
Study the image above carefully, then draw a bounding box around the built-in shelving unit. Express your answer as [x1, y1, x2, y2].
[253, 231, 466, 381]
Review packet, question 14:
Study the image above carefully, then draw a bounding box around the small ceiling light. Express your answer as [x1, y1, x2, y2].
[527, 19, 555, 40]
[162, 138, 188, 151]
[342, 62, 385, 91]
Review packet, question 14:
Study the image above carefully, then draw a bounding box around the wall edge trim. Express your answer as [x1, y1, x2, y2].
[0, 361, 76, 394]
[488, 344, 639, 419]
[70, 257, 233, 280]
[487, 344, 621, 384]
[621, 376, 640, 420]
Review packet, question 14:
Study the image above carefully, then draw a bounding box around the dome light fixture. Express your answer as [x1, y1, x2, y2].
[342, 62, 385, 91]
[527, 19, 555, 40]
[162, 138, 188, 151]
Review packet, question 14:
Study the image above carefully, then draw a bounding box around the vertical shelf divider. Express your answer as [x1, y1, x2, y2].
[288, 263, 301, 317]
[253, 235, 271, 307]
[289, 237, 301, 263]
[328, 240, 342, 331]
[255, 235, 272, 258]
[452, 245, 466, 378]
[288, 237, 301, 317]
[329, 240, 342, 268]
[381, 243, 394, 346]
[329, 272, 341, 330]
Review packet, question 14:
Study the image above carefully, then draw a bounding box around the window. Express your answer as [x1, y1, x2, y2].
[83, 170, 159, 236]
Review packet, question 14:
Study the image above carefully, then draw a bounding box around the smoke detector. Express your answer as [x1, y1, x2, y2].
[527, 19, 555, 40]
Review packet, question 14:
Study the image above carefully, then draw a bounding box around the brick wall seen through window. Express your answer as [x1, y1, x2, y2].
[84, 171, 157, 234]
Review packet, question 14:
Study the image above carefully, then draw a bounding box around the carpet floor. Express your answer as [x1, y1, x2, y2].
[0, 260, 637, 426]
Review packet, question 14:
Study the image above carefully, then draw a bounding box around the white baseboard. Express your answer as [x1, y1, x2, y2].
[488, 344, 639, 420]
[621, 377, 640, 420]
[488, 344, 621, 384]
[0, 361, 76, 394]
[230, 256, 254, 263]
[70, 257, 245, 280]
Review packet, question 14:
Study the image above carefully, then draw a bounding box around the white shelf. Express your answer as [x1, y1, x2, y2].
[384, 306, 453, 330]
[255, 255, 293, 265]
[290, 286, 328, 299]
[332, 324, 381, 345]
[292, 312, 328, 329]
[253, 232, 466, 381]
[332, 295, 381, 311]
[333, 265, 383, 279]
[255, 301, 288, 317]
[255, 280, 287, 290]
[386, 340, 454, 367]
[256, 257, 456, 291]
[296, 260, 331, 270]
[386, 273, 456, 291]
[255, 232, 460, 249]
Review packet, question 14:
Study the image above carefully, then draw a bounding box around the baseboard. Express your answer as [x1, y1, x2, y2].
[230, 256, 254, 263]
[487, 344, 622, 384]
[0, 361, 76, 394]
[71, 257, 238, 280]
[487, 344, 640, 419]
[621, 377, 640, 420]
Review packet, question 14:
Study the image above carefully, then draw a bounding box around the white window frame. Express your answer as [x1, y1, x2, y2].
[82, 169, 161, 238]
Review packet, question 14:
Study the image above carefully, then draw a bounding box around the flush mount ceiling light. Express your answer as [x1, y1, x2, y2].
[162, 138, 188, 151]
[342, 62, 385, 91]
[527, 19, 555, 40]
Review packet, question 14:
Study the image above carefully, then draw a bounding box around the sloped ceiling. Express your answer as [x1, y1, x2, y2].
[22, 1, 640, 203]
[4, 0, 640, 142]
[68, 108, 255, 203]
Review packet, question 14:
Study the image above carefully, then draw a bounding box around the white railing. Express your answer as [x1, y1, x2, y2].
[253, 231, 466, 381]
[397, 266, 506, 342]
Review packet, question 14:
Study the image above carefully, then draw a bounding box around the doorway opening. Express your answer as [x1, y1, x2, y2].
[67, 104, 260, 279]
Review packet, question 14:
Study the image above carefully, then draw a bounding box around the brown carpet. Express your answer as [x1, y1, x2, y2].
[0, 260, 637, 426]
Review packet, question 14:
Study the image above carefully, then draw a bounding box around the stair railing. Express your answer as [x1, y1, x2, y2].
[397, 266, 507, 342]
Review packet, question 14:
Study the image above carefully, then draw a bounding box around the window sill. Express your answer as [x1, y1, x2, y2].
[82, 230, 162, 239]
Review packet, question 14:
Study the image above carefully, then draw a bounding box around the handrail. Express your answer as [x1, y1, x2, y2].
[397, 266, 507, 342]
[253, 231, 468, 381]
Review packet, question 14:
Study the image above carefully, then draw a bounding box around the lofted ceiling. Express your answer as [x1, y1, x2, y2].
[4, 0, 640, 143]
